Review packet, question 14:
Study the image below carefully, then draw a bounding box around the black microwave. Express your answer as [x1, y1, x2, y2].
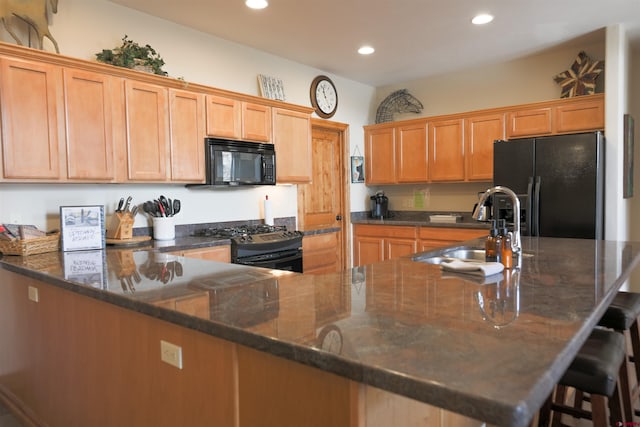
[203, 138, 276, 186]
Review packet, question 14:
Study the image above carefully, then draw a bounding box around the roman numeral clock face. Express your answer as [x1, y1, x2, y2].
[310, 75, 338, 118]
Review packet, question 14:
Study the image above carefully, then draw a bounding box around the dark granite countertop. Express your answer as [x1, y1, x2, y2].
[2, 237, 640, 427]
[351, 210, 491, 229]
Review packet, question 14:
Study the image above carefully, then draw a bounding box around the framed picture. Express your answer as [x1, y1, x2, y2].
[624, 114, 635, 199]
[60, 205, 105, 252]
[257, 74, 286, 101]
[351, 156, 365, 183]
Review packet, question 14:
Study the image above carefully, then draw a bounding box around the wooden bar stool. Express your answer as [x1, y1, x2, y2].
[598, 291, 640, 420]
[538, 328, 626, 427]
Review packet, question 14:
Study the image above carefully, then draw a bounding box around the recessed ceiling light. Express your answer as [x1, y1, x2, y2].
[472, 14, 494, 25]
[246, 0, 268, 10]
[358, 46, 375, 55]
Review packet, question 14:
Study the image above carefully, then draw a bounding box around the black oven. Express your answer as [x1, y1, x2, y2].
[193, 225, 303, 273]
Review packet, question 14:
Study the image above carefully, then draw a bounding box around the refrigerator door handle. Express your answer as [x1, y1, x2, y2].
[526, 177, 534, 236]
[532, 176, 542, 236]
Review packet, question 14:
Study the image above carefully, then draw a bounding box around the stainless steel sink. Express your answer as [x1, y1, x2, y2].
[412, 247, 532, 265]
[413, 248, 486, 265]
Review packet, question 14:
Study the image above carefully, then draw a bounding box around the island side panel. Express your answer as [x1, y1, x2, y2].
[0, 269, 238, 427]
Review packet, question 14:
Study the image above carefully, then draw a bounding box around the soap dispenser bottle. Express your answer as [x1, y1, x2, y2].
[485, 220, 501, 263]
[499, 220, 513, 269]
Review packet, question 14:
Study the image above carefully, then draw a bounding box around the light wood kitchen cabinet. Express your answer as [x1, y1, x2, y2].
[0, 56, 63, 180]
[464, 113, 505, 181]
[506, 106, 552, 138]
[396, 122, 429, 182]
[169, 89, 206, 182]
[272, 107, 312, 183]
[170, 246, 231, 263]
[123, 79, 169, 181]
[205, 94, 271, 142]
[63, 68, 117, 181]
[418, 227, 487, 252]
[554, 94, 604, 133]
[364, 126, 396, 184]
[428, 118, 465, 181]
[303, 232, 340, 274]
[353, 224, 417, 267]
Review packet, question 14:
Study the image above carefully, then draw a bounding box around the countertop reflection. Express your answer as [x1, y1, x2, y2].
[2, 236, 640, 427]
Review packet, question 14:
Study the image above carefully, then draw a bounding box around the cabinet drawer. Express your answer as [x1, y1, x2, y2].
[353, 224, 417, 239]
[418, 227, 487, 241]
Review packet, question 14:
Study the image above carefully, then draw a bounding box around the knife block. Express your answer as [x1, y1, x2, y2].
[106, 212, 134, 240]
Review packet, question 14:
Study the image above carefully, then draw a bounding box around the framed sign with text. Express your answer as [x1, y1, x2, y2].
[60, 205, 105, 252]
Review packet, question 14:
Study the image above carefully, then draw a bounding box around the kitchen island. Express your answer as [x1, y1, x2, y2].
[1, 237, 639, 427]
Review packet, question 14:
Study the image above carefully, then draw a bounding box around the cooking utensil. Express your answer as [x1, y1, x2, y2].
[166, 198, 173, 216]
[159, 195, 170, 214]
[156, 199, 166, 217]
[142, 201, 156, 217]
[172, 199, 181, 215]
[123, 196, 133, 213]
[116, 197, 124, 213]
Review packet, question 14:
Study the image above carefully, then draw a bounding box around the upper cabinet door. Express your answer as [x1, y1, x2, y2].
[506, 107, 552, 138]
[272, 108, 311, 183]
[205, 94, 241, 139]
[364, 127, 395, 184]
[169, 89, 205, 182]
[242, 102, 271, 142]
[124, 80, 169, 181]
[429, 118, 464, 181]
[396, 123, 428, 183]
[63, 68, 116, 181]
[465, 113, 504, 181]
[554, 95, 604, 134]
[0, 57, 63, 180]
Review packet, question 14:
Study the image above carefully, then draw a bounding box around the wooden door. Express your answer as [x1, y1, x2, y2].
[273, 108, 312, 183]
[205, 94, 241, 138]
[465, 113, 504, 181]
[396, 122, 428, 183]
[0, 57, 62, 179]
[242, 102, 271, 142]
[63, 68, 116, 181]
[169, 89, 205, 182]
[124, 80, 169, 181]
[429, 118, 465, 181]
[364, 126, 395, 184]
[298, 121, 346, 273]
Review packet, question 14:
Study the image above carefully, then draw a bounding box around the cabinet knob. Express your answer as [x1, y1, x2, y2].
[336, 215, 342, 221]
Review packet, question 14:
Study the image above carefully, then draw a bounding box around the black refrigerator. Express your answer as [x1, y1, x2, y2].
[493, 132, 604, 239]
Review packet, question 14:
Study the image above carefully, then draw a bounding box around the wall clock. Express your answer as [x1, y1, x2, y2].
[310, 75, 338, 118]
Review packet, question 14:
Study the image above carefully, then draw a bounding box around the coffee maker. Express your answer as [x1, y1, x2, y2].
[370, 191, 389, 218]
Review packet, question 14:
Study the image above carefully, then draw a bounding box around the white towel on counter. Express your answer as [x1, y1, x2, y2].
[440, 259, 504, 277]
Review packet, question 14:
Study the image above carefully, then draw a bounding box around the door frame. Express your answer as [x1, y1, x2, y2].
[297, 118, 351, 270]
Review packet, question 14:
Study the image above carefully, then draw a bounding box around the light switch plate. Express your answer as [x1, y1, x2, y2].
[160, 340, 183, 369]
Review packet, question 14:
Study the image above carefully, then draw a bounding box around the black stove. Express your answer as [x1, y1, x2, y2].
[193, 224, 304, 273]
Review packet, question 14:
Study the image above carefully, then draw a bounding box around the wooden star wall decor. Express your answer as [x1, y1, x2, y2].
[554, 51, 604, 98]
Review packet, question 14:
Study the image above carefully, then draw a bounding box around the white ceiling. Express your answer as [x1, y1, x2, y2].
[109, 0, 640, 87]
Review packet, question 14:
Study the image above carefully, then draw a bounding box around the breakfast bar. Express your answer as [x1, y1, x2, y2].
[1, 236, 640, 427]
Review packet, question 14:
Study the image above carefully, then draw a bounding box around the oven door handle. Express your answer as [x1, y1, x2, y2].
[237, 251, 302, 265]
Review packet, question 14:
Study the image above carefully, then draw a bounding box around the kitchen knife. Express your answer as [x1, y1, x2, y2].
[130, 205, 138, 217]
[116, 198, 124, 213]
[123, 196, 133, 213]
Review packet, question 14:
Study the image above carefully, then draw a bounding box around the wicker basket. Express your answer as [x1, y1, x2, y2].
[0, 232, 60, 256]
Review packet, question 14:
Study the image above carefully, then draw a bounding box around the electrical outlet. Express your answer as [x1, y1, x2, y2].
[160, 340, 183, 369]
[28, 286, 39, 302]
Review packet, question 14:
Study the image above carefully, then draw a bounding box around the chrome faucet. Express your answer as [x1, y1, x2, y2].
[472, 186, 522, 268]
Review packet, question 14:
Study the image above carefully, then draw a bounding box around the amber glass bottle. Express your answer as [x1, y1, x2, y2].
[499, 220, 513, 269]
[485, 220, 501, 263]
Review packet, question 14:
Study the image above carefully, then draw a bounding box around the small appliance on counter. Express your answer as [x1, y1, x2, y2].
[370, 191, 390, 219]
